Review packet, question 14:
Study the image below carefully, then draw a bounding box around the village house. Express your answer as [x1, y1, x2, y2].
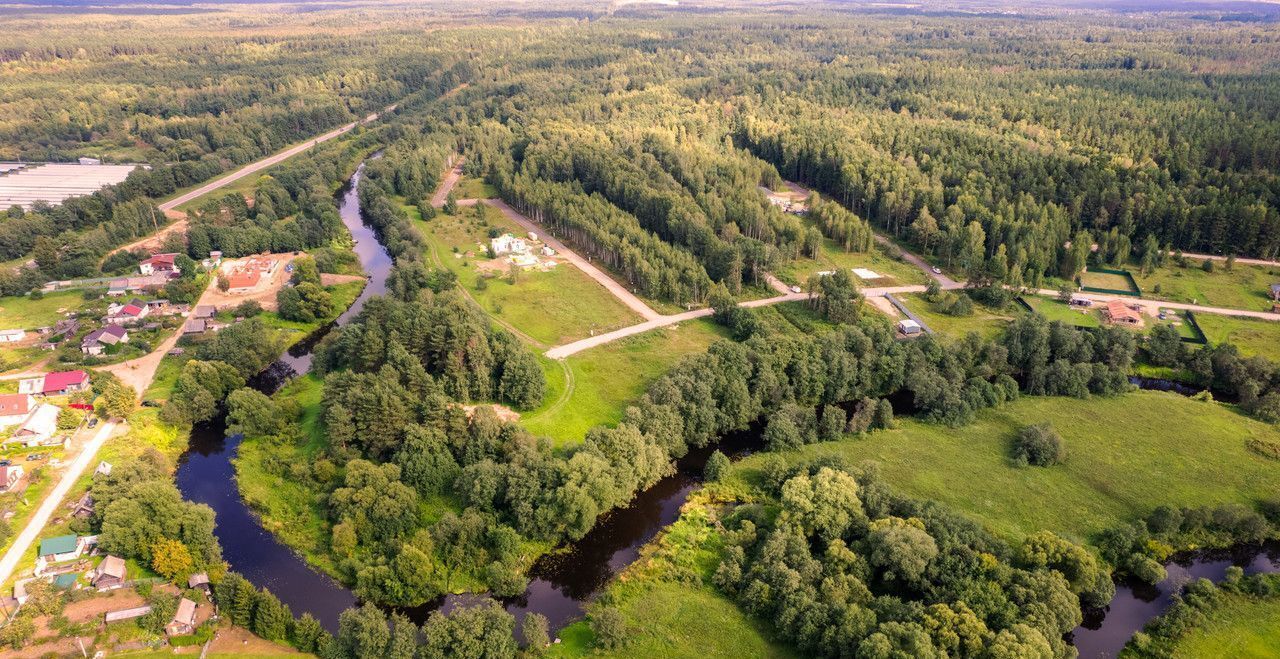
[9, 403, 61, 447]
[82, 325, 129, 356]
[0, 329, 25, 343]
[192, 305, 216, 320]
[72, 492, 94, 518]
[226, 269, 261, 294]
[105, 298, 150, 326]
[138, 253, 180, 276]
[490, 233, 528, 256]
[165, 598, 198, 636]
[1104, 299, 1143, 325]
[19, 370, 91, 396]
[0, 394, 34, 428]
[108, 274, 170, 297]
[188, 572, 211, 593]
[92, 555, 127, 590]
[35, 534, 95, 575]
[0, 465, 23, 492]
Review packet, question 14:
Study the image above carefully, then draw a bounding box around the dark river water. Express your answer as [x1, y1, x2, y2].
[174, 162, 1278, 653]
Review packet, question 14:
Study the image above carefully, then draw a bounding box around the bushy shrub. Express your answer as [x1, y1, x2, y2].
[1013, 423, 1064, 466]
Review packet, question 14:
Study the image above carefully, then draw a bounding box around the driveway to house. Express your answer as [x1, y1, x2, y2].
[0, 419, 117, 588]
[458, 198, 664, 322]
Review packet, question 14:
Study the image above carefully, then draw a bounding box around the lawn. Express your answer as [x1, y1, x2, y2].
[1166, 595, 1280, 659]
[1132, 259, 1280, 312]
[548, 493, 795, 659]
[1194, 313, 1280, 362]
[775, 235, 926, 289]
[1080, 268, 1140, 293]
[0, 290, 91, 330]
[521, 319, 729, 446]
[1021, 296, 1101, 328]
[415, 206, 643, 346]
[900, 293, 1014, 340]
[728, 391, 1280, 546]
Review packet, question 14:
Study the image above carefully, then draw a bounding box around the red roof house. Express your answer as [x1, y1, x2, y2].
[139, 253, 180, 276]
[1104, 299, 1142, 325]
[0, 394, 33, 425]
[40, 370, 91, 395]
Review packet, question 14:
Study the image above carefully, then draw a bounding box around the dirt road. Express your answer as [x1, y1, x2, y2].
[0, 419, 117, 587]
[431, 159, 464, 207]
[1035, 289, 1280, 323]
[460, 198, 664, 322]
[546, 284, 927, 359]
[1174, 252, 1280, 268]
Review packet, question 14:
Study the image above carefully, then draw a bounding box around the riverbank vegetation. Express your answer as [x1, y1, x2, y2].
[1123, 571, 1280, 658]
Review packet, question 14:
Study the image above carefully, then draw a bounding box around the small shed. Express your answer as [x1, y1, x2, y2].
[53, 573, 78, 590]
[187, 572, 211, 592]
[1271, 282, 1280, 302]
[93, 555, 127, 590]
[897, 319, 923, 336]
[166, 598, 198, 636]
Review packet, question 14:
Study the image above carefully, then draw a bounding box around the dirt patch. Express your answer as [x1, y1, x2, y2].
[207, 624, 301, 656]
[63, 587, 147, 623]
[200, 252, 298, 312]
[460, 403, 521, 423]
[319, 273, 366, 286]
[867, 295, 900, 318]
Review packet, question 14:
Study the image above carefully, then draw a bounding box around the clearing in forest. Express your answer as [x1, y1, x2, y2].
[520, 319, 729, 445]
[413, 205, 644, 346]
[728, 391, 1280, 545]
[1131, 259, 1280, 311]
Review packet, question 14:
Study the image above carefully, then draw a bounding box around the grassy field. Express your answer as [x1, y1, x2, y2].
[1132, 259, 1279, 311]
[414, 206, 643, 346]
[1080, 268, 1140, 293]
[0, 290, 91, 330]
[521, 320, 728, 446]
[1021, 296, 1101, 327]
[454, 176, 498, 200]
[1166, 596, 1280, 659]
[775, 235, 926, 289]
[1195, 313, 1280, 362]
[729, 391, 1280, 546]
[900, 293, 1014, 340]
[548, 494, 796, 659]
[233, 375, 342, 576]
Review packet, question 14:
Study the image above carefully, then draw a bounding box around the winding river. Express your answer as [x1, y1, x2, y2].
[174, 161, 1278, 653]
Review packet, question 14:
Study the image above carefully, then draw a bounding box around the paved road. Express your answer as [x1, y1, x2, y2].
[459, 198, 663, 321]
[106, 105, 396, 260]
[0, 420, 117, 587]
[158, 105, 396, 214]
[546, 284, 927, 359]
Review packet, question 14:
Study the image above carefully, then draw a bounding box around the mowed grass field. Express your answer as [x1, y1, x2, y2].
[900, 292, 1015, 340]
[1166, 596, 1280, 659]
[0, 290, 90, 329]
[1080, 268, 1140, 293]
[1195, 313, 1280, 362]
[1132, 259, 1280, 311]
[1021, 296, 1101, 327]
[521, 319, 729, 445]
[729, 391, 1280, 545]
[412, 205, 642, 346]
